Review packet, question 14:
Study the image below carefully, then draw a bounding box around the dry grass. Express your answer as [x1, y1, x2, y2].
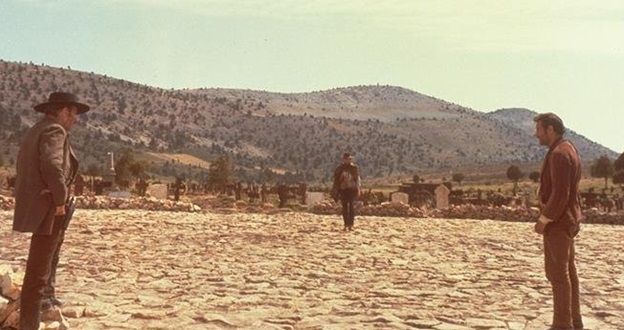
[143, 152, 212, 169]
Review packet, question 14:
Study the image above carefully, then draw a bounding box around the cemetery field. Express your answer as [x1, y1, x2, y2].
[457, 178, 620, 195]
[1, 210, 623, 329]
[364, 177, 623, 201]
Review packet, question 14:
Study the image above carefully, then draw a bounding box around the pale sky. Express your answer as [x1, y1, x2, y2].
[1, 0, 623, 153]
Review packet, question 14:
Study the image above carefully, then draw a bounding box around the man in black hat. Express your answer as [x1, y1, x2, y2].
[13, 92, 89, 329]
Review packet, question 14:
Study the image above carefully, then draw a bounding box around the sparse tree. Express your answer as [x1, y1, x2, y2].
[208, 155, 233, 193]
[114, 149, 148, 187]
[615, 152, 624, 172]
[259, 167, 276, 184]
[129, 161, 149, 179]
[590, 156, 614, 189]
[506, 165, 524, 195]
[114, 149, 135, 187]
[452, 173, 465, 186]
[613, 170, 624, 186]
[412, 174, 420, 183]
[529, 171, 540, 183]
[85, 163, 102, 178]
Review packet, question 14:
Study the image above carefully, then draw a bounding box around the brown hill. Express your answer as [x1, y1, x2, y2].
[185, 85, 466, 121]
[486, 108, 616, 162]
[0, 60, 616, 183]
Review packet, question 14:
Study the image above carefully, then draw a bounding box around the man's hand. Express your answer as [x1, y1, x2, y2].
[54, 205, 65, 217]
[534, 221, 547, 235]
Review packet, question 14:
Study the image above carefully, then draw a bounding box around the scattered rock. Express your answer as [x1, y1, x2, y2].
[465, 317, 507, 329]
[0, 264, 21, 300]
[2, 310, 19, 329]
[1, 209, 623, 328]
[404, 318, 441, 328]
[193, 314, 238, 328]
[62, 306, 84, 319]
[41, 306, 64, 323]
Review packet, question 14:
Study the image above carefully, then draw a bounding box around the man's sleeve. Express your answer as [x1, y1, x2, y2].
[541, 152, 571, 222]
[39, 125, 68, 206]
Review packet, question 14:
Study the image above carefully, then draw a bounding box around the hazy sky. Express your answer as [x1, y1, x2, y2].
[1, 0, 623, 153]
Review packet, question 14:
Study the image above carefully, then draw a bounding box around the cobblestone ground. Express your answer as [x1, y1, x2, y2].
[1, 210, 623, 329]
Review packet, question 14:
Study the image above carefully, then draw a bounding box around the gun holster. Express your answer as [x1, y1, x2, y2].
[63, 196, 76, 230]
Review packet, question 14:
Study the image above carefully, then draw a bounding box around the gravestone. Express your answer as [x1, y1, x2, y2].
[434, 184, 450, 209]
[146, 184, 168, 200]
[108, 190, 131, 199]
[390, 192, 409, 205]
[305, 192, 325, 205]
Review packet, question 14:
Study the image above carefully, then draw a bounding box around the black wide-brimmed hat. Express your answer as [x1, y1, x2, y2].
[34, 92, 90, 114]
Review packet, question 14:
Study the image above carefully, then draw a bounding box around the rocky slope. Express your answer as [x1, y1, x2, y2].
[0, 61, 616, 182]
[486, 108, 614, 161]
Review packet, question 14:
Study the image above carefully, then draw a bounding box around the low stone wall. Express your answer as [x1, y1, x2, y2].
[580, 209, 624, 225]
[311, 201, 427, 218]
[431, 204, 624, 225]
[192, 196, 300, 214]
[431, 205, 539, 223]
[75, 196, 201, 212]
[311, 201, 624, 225]
[0, 195, 201, 213]
[2, 194, 622, 224]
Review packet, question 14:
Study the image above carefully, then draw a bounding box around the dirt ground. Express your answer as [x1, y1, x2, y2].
[1, 210, 623, 329]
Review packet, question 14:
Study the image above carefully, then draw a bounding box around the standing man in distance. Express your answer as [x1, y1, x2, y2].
[333, 152, 361, 231]
[13, 92, 89, 329]
[533, 112, 583, 330]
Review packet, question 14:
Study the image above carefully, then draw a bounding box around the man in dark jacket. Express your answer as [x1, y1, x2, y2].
[13, 92, 89, 329]
[333, 153, 361, 231]
[533, 113, 583, 330]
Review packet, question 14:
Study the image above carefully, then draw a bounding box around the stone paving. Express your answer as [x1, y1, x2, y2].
[1, 210, 623, 329]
